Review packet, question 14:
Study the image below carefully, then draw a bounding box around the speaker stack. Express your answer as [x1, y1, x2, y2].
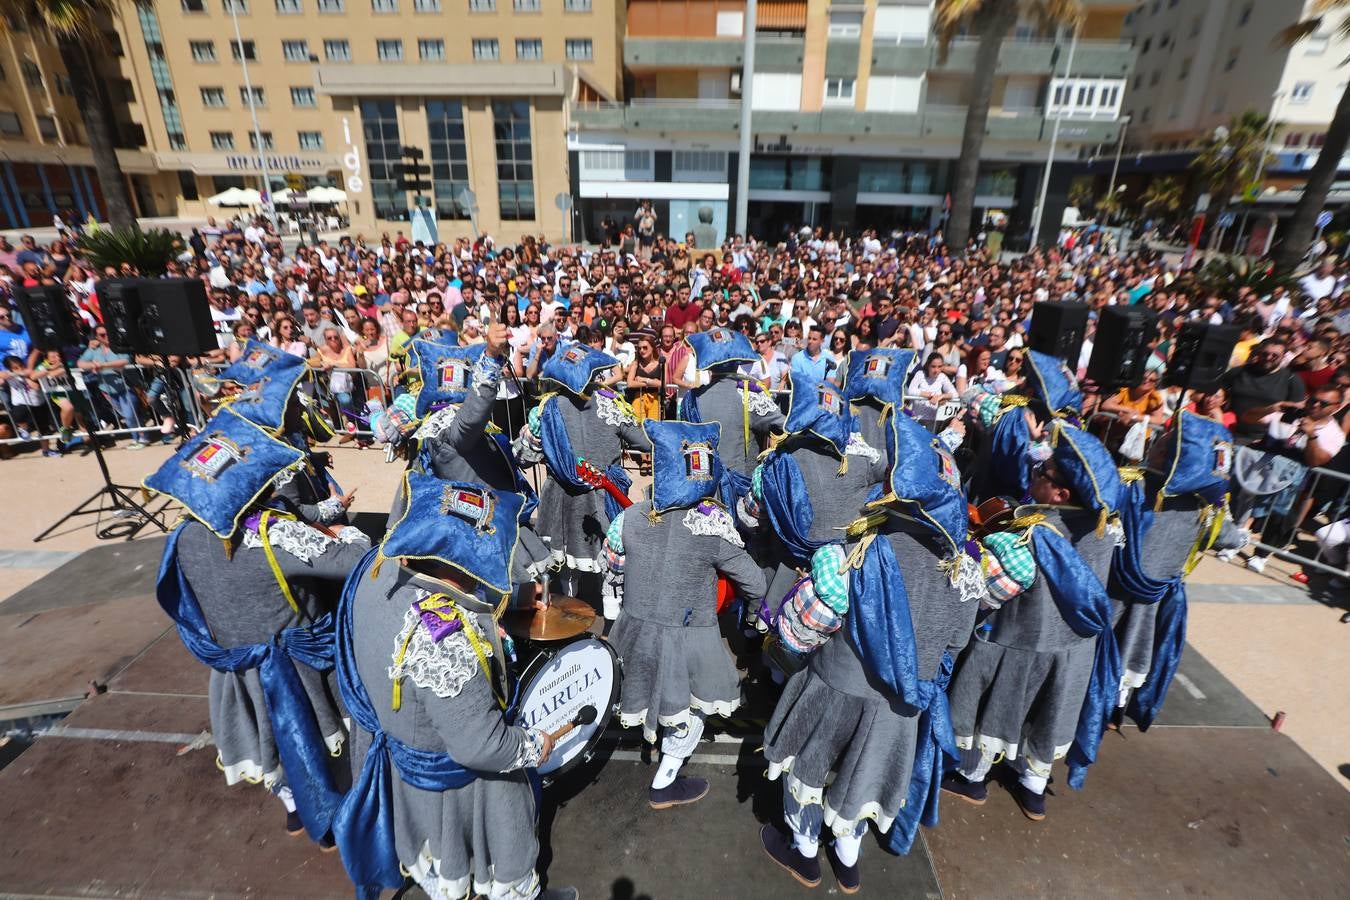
[98, 278, 149, 355]
[1027, 301, 1089, 368]
[12, 284, 79, 352]
[137, 279, 216, 356]
[1165, 322, 1240, 395]
[1087, 305, 1159, 391]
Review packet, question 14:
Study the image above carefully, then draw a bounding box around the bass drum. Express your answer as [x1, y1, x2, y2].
[514, 637, 621, 780]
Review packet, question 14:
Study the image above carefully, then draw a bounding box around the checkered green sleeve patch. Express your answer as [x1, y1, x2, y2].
[982, 531, 1036, 588]
[810, 544, 851, 614]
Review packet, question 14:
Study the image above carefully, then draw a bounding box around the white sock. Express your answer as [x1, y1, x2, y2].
[650, 753, 684, 790]
[1019, 769, 1048, 795]
[958, 749, 993, 783]
[833, 830, 864, 867]
[791, 829, 819, 858]
[277, 786, 297, 813]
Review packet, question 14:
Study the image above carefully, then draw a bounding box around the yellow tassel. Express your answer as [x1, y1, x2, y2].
[1155, 489, 1166, 512]
[1000, 394, 1030, 410]
[837, 454, 848, 477]
[844, 510, 888, 539]
[1118, 467, 1145, 483]
[370, 551, 386, 579]
[647, 507, 663, 525]
[842, 532, 876, 571]
[1008, 512, 1047, 530]
[222, 537, 233, 560]
[1096, 507, 1108, 538]
[390, 625, 417, 711]
[740, 382, 752, 460]
[141, 486, 153, 504]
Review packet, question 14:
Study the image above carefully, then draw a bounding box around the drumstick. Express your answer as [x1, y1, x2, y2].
[545, 705, 598, 743]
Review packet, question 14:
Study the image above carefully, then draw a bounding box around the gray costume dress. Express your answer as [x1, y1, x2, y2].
[763, 522, 978, 835]
[948, 506, 1117, 777]
[610, 499, 767, 742]
[760, 435, 890, 606]
[176, 516, 369, 787]
[411, 354, 551, 584]
[687, 375, 785, 476]
[850, 400, 891, 458]
[534, 391, 652, 572]
[347, 562, 544, 900]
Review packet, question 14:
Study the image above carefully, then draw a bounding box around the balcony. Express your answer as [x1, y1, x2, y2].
[623, 36, 805, 72]
[927, 38, 1134, 78]
[571, 99, 1126, 144]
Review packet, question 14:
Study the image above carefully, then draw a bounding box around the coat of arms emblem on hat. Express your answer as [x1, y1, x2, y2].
[181, 433, 249, 482]
[818, 384, 842, 415]
[561, 345, 587, 364]
[863, 354, 891, 377]
[681, 439, 714, 480]
[1212, 439, 1233, 478]
[438, 358, 469, 391]
[439, 484, 497, 533]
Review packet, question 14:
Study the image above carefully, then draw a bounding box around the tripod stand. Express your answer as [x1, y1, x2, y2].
[33, 422, 173, 543]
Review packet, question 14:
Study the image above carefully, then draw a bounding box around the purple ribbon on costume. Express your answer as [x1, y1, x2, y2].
[415, 598, 464, 642]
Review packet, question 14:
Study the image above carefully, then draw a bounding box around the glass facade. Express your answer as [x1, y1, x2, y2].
[857, 160, 944, 194]
[749, 156, 828, 192]
[361, 98, 406, 221]
[492, 100, 534, 220]
[426, 100, 471, 220]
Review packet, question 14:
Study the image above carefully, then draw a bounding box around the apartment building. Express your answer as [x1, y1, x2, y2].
[0, 0, 622, 235]
[569, 0, 1135, 244]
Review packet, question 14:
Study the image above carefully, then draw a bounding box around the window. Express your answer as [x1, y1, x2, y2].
[414, 0, 442, 9]
[1149, 70, 1160, 87]
[373, 0, 398, 9]
[565, 38, 592, 61]
[1140, 37, 1150, 54]
[361, 98, 406, 220]
[20, 59, 42, 89]
[291, 86, 316, 107]
[1159, 34, 1170, 49]
[1305, 32, 1330, 56]
[514, 0, 540, 9]
[1140, 106, 1150, 123]
[283, 39, 310, 61]
[673, 150, 727, 182]
[427, 99, 470, 219]
[317, 0, 344, 9]
[249, 131, 274, 150]
[324, 39, 351, 61]
[1099, 85, 1119, 107]
[1178, 57, 1191, 80]
[182, 0, 206, 11]
[168, 132, 187, 150]
[418, 38, 445, 60]
[210, 131, 235, 150]
[0, 111, 21, 136]
[1309, 133, 1326, 148]
[377, 39, 404, 61]
[1291, 81, 1314, 104]
[1224, 48, 1237, 71]
[223, 0, 248, 11]
[1077, 84, 1096, 105]
[1284, 132, 1303, 148]
[828, 9, 863, 38]
[201, 86, 227, 107]
[231, 40, 257, 61]
[1132, 74, 1142, 90]
[469, 0, 495, 10]
[36, 116, 57, 139]
[298, 130, 325, 149]
[239, 86, 266, 106]
[823, 77, 855, 105]
[276, 0, 302, 11]
[473, 38, 500, 60]
[564, 0, 590, 10]
[579, 150, 653, 175]
[493, 100, 534, 220]
[516, 39, 543, 60]
[1238, 3, 1252, 26]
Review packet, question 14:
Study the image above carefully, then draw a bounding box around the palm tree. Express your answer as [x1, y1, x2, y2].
[935, 0, 1084, 254]
[1138, 176, 1183, 222]
[1189, 110, 1270, 252]
[0, 1, 135, 227]
[1273, 1, 1350, 272]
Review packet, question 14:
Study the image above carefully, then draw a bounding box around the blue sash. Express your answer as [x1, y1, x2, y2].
[845, 535, 919, 706]
[720, 468, 752, 511]
[759, 453, 824, 564]
[678, 386, 703, 423]
[1111, 480, 1187, 732]
[885, 653, 957, 855]
[332, 548, 479, 898]
[156, 525, 341, 841]
[538, 397, 629, 520]
[492, 430, 540, 523]
[987, 409, 1031, 500]
[1030, 528, 1121, 790]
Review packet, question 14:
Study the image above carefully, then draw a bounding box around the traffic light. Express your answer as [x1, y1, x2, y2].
[397, 146, 431, 194]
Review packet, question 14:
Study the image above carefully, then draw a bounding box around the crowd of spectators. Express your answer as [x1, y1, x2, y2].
[0, 213, 1348, 581]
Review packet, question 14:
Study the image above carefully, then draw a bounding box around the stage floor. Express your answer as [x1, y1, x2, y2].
[1, 545, 1346, 899]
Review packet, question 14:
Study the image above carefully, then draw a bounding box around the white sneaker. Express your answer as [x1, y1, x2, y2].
[1216, 548, 1238, 563]
[1246, 556, 1267, 574]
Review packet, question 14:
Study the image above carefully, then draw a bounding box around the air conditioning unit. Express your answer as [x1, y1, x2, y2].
[731, 72, 742, 94]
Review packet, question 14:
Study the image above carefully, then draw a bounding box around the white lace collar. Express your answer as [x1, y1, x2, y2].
[386, 590, 493, 701]
[240, 517, 365, 561]
[845, 432, 881, 463]
[682, 505, 744, 547]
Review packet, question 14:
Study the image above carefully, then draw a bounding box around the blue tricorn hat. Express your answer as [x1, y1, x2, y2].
[1156, 410, 1234, 506]
[1050, 420, 1123, 517]
[540, 341, 620, 397]
[219, 339, 301, 385]
[784, 372, 854, 456]
[841, 348, 916, 407]
[883, 410, 970, 555]
[413, 340, 487, 417]
[646, 420, 724, 514]
[379, 472, 524, 596]
[406, 329, 460, 372]
[684, 327, 757, 372]
[222, 351, 308, 433]
[1024, 349, 1082, 415]
[144, 407, 306, 539]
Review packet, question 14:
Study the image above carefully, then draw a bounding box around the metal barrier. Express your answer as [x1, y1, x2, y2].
[1239, 461, 1350, 579]
[307, 365, 393, 440]
[1084, 408, 1167, 462]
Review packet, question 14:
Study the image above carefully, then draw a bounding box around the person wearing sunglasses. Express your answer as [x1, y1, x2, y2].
[1221, 337, 1306, 446]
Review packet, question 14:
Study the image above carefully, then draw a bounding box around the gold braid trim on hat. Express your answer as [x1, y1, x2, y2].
[1118, 466, 1146, 483]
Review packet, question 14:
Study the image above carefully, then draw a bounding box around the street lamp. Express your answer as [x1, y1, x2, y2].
[1030, 28, 1079, 248]
[228, 0, 277, 230]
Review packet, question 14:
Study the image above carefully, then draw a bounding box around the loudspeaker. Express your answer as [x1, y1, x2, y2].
[98, 278, 149, 354]
[139, 278, 216, 356]
[1088, 305, 1159, 390]
[12, 284, 78, 352]
[1027, 301, 1089, 367]
[1166, 322, 1240, 394]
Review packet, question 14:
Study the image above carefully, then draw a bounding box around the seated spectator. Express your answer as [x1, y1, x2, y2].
[908, 351, 958, 427]
[1221, 337, 1307, 445]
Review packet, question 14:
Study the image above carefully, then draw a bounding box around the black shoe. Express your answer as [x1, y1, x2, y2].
[540, 888, 579, 900]
[318, 833, 338, 853]
[940, 772, 988, 806]
[648, 775, 709, 809]
[284, 810, 304, 835]
[1013, 783, 1047, 822]
[760, 823, 821, 888]
[825, 842, 861, 894]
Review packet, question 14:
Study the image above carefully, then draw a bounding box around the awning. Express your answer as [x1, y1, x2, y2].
[756, 1, 806, 30]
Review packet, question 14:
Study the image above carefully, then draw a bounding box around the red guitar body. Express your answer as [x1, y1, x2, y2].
[576, 457, 736, 615]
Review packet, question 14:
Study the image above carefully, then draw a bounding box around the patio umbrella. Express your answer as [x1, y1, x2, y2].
[306, 185, 347, 204]
[206, 187, 250, 206]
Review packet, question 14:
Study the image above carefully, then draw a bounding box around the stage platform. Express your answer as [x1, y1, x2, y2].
[1, 544, 1346, 899]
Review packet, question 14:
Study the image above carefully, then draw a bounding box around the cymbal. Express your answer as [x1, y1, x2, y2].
[502, 596, 596, 641]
